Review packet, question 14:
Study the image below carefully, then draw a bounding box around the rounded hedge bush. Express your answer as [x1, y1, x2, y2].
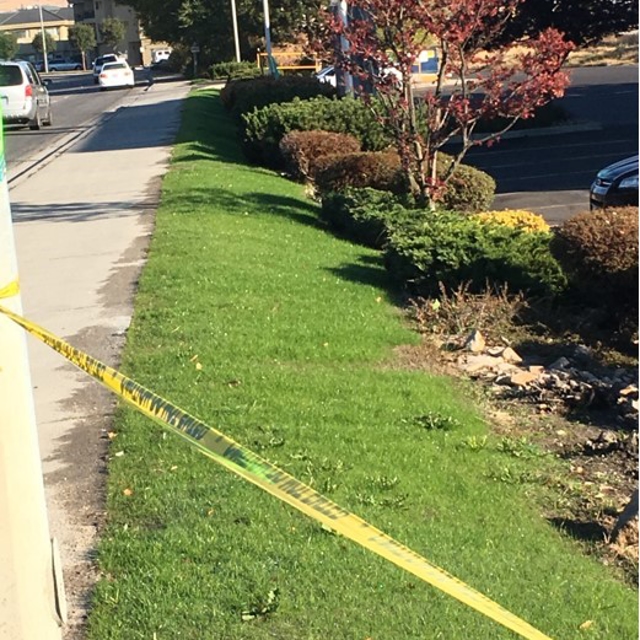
[439, 156, 496, 213]
[314, 152, 406, 195]
[241, 96, 390, 166]
[550, 206, 638, 310]
[279, 130, 361, 182]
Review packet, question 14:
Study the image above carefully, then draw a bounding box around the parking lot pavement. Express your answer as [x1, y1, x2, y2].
[457, 123, 638, 225]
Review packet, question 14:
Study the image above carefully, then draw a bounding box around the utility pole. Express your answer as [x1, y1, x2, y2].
[38, 4, 49, 74]
[230, 0, 241, 62]
[330, 0, 352, 96]
[262, 0, 272, 64]
[0, 109, 62, 639]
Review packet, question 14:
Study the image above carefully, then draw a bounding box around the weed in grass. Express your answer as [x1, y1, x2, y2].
[251, 425, 286, 451]
[488, 466, 549, 486]
[459, 435, 489, 451]
[355, 492, 408, 509]
[411, 411, 461, 431]
[497, 436, 549, 459]
[367, 473, 400, 491]
[241, 588, 280, 622]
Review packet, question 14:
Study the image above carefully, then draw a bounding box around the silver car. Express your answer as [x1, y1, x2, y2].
[0, 60, 52, 130]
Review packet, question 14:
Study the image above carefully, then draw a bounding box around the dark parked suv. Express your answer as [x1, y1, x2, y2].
[589, 155, 639, 209]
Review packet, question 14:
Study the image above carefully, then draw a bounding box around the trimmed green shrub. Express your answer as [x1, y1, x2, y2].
[320, 187, 417, 248]
[384, 210, 567, 297]
[241, 96, 390, 165]
[314, 152, 406, 195]
[550, 206, 638, 309]
[211, 61, 262, 81]
[279, 130, 361, 181]
[439, 155, 496, 213]
[221, 75, 335, 119]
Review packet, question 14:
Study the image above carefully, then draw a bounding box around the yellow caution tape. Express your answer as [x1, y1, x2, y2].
[0, 303, 553, 640]
[0, 279, 19, 299]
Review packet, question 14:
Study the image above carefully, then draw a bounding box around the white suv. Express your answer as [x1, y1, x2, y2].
[0, 60, 52, 130]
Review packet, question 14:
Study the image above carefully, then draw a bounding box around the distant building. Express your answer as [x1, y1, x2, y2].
[0, 5, 75, 62]
[70, 0, 155, 66]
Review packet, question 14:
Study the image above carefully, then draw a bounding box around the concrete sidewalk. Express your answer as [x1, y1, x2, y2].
[9, 78, 192, 640]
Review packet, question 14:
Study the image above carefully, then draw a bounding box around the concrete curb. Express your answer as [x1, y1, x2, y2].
[488, 119, 603, 141]
[446, 120, 602, 146]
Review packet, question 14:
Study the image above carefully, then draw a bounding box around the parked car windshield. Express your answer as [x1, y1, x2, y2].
[0, 66, 23, 86]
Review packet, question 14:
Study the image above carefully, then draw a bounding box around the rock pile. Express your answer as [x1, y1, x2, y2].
[454, 330, 639, 428]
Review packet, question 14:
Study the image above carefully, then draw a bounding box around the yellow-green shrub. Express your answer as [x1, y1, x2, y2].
[475, 209, 550, 233]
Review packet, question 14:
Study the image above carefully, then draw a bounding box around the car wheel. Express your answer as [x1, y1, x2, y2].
[50, 67, 58, 72]
[43, 107, 53, 127]
[29, 110, 42, 131]
[75, 65, 82, 70]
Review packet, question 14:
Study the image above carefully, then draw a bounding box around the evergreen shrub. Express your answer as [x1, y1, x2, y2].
[211, 61, 262, 81]
[241, 96, 390, 165]
[320, 188, 417, 248]
[384, 211, 567, 297]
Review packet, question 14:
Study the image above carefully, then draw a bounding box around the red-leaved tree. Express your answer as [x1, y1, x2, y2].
[321, 0, 574, 208]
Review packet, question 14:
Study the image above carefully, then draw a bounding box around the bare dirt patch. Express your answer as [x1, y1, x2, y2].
[399, 289, 639, 585]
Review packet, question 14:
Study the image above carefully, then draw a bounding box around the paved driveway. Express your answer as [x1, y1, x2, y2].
[442, 65, 639, 224]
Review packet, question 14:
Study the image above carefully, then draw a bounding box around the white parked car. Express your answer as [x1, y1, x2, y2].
[0, 60, 52, 130]
[92, 53, 120, 83]
[316, 65, 337, 86]
[316, 64, 402, 88]
[98, 60, 135, 90]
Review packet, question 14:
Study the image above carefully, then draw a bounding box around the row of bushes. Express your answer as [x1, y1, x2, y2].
[217, 75, 638, 316]
[320, 185, 638, 310]
[280, 130, 496, 213]
[220, 75, 496, 212]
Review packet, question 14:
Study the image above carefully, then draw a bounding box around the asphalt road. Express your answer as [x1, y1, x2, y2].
[4, 69, 150, 183]
[445, 65, 639, 225]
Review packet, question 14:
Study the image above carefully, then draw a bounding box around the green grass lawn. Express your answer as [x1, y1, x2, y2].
[87, 88, 638, 640]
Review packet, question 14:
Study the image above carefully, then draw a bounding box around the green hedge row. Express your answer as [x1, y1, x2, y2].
[241, 95, 390, 166]
[320, 188, 566, 296]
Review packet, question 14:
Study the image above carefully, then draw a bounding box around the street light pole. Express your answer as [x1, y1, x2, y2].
[262, 0, 272, 62]
[230, 0, 241, 62]
[38, 5, 49, 74]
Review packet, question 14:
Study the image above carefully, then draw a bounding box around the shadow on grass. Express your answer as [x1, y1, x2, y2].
[176, 89, 405, 305]
[549, 517, 609, 542]
[164, 186, 325, 230]
[174, 91, 246, 166]
[327, 254, 407, 305]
